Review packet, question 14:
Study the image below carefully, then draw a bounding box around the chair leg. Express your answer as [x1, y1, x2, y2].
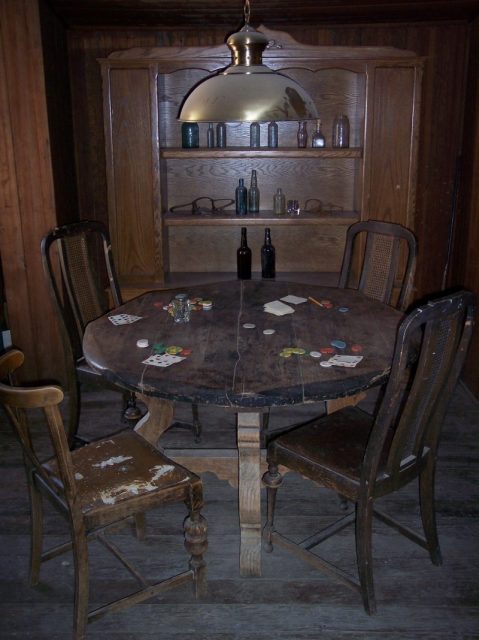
[184, 510, 208, 598]
[72, 526, 89, 640]
[68, 376, 82, 449]
[123, 391, 143, 423]
[134, 513, 146, 541]
[356, 498, 376, 615]
[262, 463, 283, 552]
[191, 403, 202, 443]
[28, 481, 43, 586]
[419, 458, 442, 566]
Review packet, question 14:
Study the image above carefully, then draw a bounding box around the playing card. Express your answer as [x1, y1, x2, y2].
[142, 354, 185, 367]
[328, 355, 363, 367]
[108, 314, 142, 325]
[264, 300, 295, 316]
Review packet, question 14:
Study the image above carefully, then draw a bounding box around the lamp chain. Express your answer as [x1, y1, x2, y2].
[244, 0, 251, 25]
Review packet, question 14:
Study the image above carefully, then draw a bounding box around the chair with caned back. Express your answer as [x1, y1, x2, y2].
[339, 220, 417, 311]
[263, 289, 475, 614]
[41, 220, 202, 446]
[0, 348, 207, 640]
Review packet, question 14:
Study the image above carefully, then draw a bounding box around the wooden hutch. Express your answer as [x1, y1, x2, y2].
[100, 28, 423, 299]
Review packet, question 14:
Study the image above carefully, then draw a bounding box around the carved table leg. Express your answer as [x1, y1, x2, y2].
[237, 411, 262, 577]
[133, 395, 174, 447]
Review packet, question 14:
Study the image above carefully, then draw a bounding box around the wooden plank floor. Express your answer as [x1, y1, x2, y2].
[0, 384, 478, 639]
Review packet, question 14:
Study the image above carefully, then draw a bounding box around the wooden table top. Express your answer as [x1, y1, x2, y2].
[83, 280, 402, 409]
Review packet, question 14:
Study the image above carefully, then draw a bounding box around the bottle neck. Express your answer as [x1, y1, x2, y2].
[264, 228, 271, 244]
[241, 227, 248, 246]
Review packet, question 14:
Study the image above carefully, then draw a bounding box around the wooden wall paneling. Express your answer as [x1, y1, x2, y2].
[451, 18, 479, 395]
[102, 63, 163, 286]
[0, 0, 63, 382]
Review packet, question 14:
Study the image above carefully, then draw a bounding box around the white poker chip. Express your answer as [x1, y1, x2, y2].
[309, 351, 321, 358]
[136, 339, 149, 348]
[320, 360, 333, 367]
[243, 323, 256, 329]
[263, 329, 275, 335]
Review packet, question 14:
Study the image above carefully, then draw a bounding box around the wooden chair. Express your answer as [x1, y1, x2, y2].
[41, 220, 202, 446]
[326, 219, 418, 415]
[263, 290, 475, 614]
[339, 219, 418, 311]
[0, 349, 207, 640]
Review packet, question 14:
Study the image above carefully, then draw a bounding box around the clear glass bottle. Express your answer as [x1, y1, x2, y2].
[332, 114, 350, 148]
[297, 121, 308, 148]
[261, 228, 276, 279]
[172, 292, 190, 323]
[273, 188, 286, 215]
[181, 122, 199, 148]
[267, 121, 278, 148]
[235, 178, 247, 215]
[216, 122, 227, 148]
[248, 170, 260, 213]
[237, 227, 252, 279]
[311, 119, 326, 147]
[207, 123, 215, 148]
[250, 122, 260, 148]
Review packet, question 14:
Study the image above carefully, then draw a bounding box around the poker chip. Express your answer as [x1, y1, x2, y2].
[351, 344, 363, 353]
[263, 329, 275, 335]
[320, 360, 333, 367]
[292, 348, 306, 355]
[320, 347, 335, 354]
[167, 345, 183, 355]
[180, 348, 192, 356]
[338, 307, 349, 313]
[309, 351, 321, 358]
[136, 339, 149, 348]
[200, 300, 213, 310]
[279, 350, 292, 358]
[331, 339, 346, 349]
[153, 342, 166, 354]
[243, 323, 256, 329]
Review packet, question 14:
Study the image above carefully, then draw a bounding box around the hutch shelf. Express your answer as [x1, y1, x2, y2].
[100, 27, 423, 297]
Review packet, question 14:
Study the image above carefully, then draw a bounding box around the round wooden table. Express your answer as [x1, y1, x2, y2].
[83, 279, 402, 576]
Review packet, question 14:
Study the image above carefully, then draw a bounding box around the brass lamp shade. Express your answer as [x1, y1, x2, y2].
[178, 24, 318, 123]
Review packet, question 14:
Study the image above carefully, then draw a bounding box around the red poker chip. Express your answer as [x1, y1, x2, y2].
[180, 348, 192, 356]
[320, 346, 335, 354]
[351, 344, 363, 353]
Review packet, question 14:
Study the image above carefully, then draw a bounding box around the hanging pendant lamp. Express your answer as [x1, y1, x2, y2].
[178, 0, 318, 123]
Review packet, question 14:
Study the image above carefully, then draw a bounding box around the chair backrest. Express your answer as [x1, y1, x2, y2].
[363, 290, 475, 495]
[41, 220, 122, 361]
[0, 349, 79, 512]
[339, 220, 417, 311]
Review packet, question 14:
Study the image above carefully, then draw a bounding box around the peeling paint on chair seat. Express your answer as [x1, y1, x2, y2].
[93, 455, 132, 468]
[150, 464, 175, 480]
[98, 465, 189, 505]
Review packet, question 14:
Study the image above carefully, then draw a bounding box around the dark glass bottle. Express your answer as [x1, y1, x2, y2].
[235, 178, 247, 215]
[216, 122, 227, 148]
[248, 169, 260, 213]
[267, 121, 278, 147]
[261, 227, 276, 278]
[250, 122, 260, 147]
[207, 123, 215, 148]
[237, 227, 252, 279]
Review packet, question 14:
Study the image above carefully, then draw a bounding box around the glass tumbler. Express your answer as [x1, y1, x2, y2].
[172, 293, 190, 323]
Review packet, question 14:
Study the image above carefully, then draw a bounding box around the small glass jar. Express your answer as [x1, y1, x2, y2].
[172, 293, 190, 323]
[332, 114, 350, 148]
[181, 122, 199, 148]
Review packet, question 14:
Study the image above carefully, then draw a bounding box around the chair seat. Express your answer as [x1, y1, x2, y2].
[43, 430, 201, 525]
[269, 406, 376, 497]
